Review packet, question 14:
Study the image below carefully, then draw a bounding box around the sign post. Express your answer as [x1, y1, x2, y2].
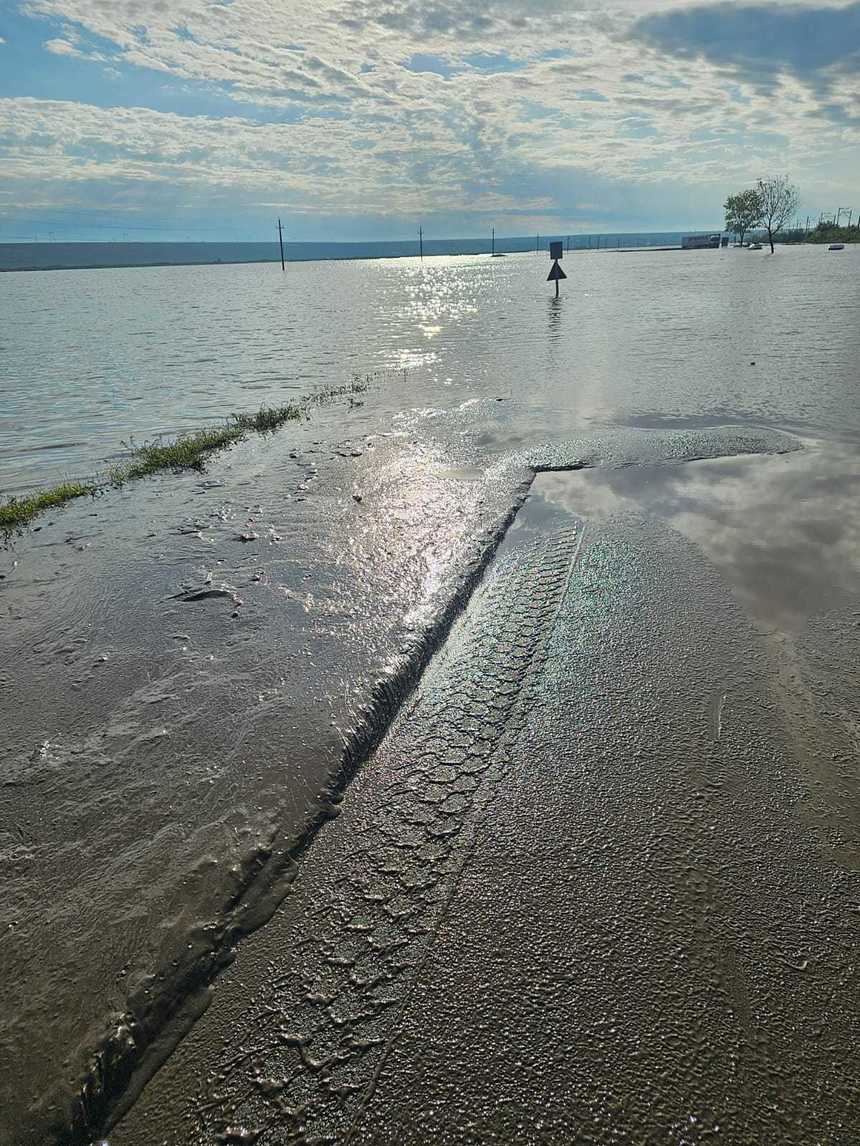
[547, 240, 566, 297]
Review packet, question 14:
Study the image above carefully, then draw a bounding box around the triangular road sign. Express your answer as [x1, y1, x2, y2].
[547, 260, 567, 281]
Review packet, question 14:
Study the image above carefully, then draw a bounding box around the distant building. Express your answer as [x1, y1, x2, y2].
[681, 233, 722, 249]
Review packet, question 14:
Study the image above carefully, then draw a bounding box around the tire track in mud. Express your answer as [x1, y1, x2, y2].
[168, 526, 583, 1146]
[53, 472, 538, 1146]
[78, 428, 803, 1143]
[9, 428, 801, 1145]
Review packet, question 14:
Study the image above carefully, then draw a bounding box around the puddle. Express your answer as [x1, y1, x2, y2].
[513, 440, 860, 633]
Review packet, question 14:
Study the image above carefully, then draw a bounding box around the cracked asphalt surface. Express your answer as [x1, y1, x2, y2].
[112, 448, 860, 1146]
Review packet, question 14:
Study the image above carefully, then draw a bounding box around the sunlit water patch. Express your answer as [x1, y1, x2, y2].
[1, 245, 858, 492]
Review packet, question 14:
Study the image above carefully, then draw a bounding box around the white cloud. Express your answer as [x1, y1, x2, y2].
[3, 1, 859, 231]
[43, 37, 85, 57]
[0, 96, 556, 220]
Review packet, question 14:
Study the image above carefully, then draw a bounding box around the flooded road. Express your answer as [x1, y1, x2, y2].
[111, 440, 860, 1146]
[1, 245, 858, 492]
[1, 245, 858, 1143]
[529, 441, 860, 634]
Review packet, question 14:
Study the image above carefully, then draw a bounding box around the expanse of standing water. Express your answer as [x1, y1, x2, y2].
[1, 245, 858, 492]
[2, 242, 859, 1146]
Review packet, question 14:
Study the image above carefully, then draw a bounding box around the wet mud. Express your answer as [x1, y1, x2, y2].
[1, 414, 533, 1144]
[3, 244, 858, 1145]
[115, 524, 583, 1145]
[2, 411, 856, 1144]
[349, 508, 860, 1144]
[106, 430, 859, 1146]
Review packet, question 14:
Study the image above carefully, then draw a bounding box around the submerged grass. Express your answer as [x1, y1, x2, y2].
[1, 375, 373, 535]
[0, 481, 95, 532]
[116, 424, 246, 481]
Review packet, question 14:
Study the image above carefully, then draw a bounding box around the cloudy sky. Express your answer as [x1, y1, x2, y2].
[0, 0, 858, 241]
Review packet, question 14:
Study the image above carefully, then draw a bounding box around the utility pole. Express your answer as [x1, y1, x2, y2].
[277, 218, 285, 272]
[419, 225, 423, 261]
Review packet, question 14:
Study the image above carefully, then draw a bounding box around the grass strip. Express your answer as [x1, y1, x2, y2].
[1, 378, 370, 535]
[115, 423, 247, 481]
[0, 482, 95, 532]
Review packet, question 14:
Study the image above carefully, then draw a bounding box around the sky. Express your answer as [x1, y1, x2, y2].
[0, 0, 858, 241]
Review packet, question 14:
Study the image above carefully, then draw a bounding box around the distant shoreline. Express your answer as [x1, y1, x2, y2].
[1, 256, 284, 274]
[2, 237, 839, 274]
[0, 232, 717, 273]
[0, 251, 680, 273]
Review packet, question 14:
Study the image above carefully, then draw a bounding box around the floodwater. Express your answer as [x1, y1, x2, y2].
[530, 444, 860, 633]
[1, 243, 859, 1144]
[112, 436, 860, 1146]
[1, 244, 858, 492]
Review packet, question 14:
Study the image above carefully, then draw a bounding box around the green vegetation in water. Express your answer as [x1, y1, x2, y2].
[1, 376, 372, 534]
[313, 378, 371, 404]
[115, 423, 247, 481]
[112, 381, 368, 482]
[0, 481, 95, 532]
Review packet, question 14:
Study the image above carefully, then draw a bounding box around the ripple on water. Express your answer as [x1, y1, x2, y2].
[2, 246, 859, 492]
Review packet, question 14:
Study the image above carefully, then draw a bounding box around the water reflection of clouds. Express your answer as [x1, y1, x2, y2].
[538, 442, 860, 631]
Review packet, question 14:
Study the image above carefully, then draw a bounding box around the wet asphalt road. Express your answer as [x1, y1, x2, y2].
[3, 246, 859, 1146]
[110, 434, 860, 1146]
[1, 419, 803, 1145]
[0, 415, 533, 1144]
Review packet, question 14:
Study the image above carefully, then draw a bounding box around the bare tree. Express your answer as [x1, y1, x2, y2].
[756, 176, 799, 253]
[724, 188, 763, 245]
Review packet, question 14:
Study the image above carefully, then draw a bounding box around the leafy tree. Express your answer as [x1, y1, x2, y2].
[755, 176, 800, 253]
[724, 188, 762, 245]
